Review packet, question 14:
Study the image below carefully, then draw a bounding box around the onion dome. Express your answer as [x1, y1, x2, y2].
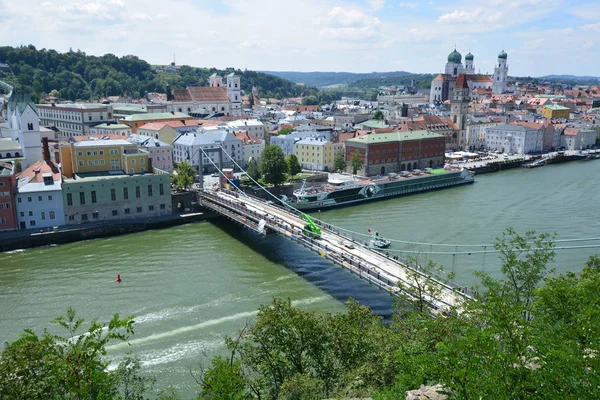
[447, 49, 462, 63]
[465, 52, 474, 61]
[498, 50, 508, 59]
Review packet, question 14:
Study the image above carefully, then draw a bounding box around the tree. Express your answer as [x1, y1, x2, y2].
[0, 308, 151, 400]
[373, 110, 384, 120]
[350, 151, 363, 175]
[301, 95, 319, 106]
[286, 154, 302, 179]
[259, 144, 288, 186]
[248, 93, 255, 108]
[246, 157, 261, 182]
[333, 150, 346, 172]
[278, 127, 294, 135]
[172, 161, 195, 191]
[200, 356, 248, 400]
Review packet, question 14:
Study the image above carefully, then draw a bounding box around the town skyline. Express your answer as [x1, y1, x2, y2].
[1, 0, 599, 77]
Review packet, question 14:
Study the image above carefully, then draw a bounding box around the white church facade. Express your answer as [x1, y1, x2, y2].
[2, 90, 43, 169]
[167, 73, 242, 117]
[430, 49, 509, 104]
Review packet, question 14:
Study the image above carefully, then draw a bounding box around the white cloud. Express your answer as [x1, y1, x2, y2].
[581, 21, 600, 31]
[365, 0, 385, 10]
[398, 2, 418, 8]
[317, 7, 382, 40]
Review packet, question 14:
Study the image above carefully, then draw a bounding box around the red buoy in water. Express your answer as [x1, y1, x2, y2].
[115, 274, 122, 283]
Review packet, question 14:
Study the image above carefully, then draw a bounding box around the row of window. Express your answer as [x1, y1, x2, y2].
[68, 204, 167, 221]
[17, 195, 53, 203]
[19, 210, 56, 219]
[0, 203, 12, 209]
[66, 184, 165, 206]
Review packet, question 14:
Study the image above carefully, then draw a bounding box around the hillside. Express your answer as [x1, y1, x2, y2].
[262, 70, 415, 88]
[0, 45, 306, 102]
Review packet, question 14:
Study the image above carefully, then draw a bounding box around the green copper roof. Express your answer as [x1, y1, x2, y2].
[498, 50, 508, 59]
[465, 52, 474, 61]
[8, 87, 38, 116]
[447, 49, 462, 63]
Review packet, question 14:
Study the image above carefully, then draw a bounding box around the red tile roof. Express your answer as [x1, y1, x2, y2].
[17, 160, 60, 183]
[172, 86, 229, 102]
[232, 130, 262, 145]
[138, 120, 204, 131]
[468, 74, 493, 83]
[456, 73, 469, 89]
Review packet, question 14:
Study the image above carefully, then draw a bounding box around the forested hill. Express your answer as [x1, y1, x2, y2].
[0, 45, 306, 102]
[262, 70, 416, 88]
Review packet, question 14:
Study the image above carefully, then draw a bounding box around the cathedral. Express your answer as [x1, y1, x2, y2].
[429, 49, 509, 104]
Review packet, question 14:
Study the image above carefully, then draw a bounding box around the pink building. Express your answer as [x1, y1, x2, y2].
[127, 134, 173, 173]
[0, 161, 18, 231]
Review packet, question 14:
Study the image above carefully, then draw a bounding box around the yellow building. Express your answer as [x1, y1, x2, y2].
[294, 137, 334, 171]
[542, 104, 570, 119]
[60, 139, 150, 178]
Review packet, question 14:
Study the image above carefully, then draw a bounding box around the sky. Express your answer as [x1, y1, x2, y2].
[1, 0, 599, 77]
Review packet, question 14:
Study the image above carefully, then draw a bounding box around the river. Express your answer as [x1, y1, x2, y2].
[1, 160, 599, 396]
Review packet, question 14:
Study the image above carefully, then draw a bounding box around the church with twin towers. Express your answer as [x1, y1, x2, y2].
[429, 48, 509, 104]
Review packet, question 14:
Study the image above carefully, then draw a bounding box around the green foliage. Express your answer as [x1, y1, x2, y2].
[373, 110, 384, 120]
[0, 45, 307, 102]
[172, 161, 195, 191]
[333, 150, 346, 172]
[246, 158, 261, 182]
[350, 151, 363, 174]
[301, 95, 319, 106]
[199, 356, 249, 400]
[211, 298, 396, 399]
[285, 154, 302, 179]
[278, 127, 294, 135]
[0, 307, 142, 400]
[260, 145, 288, 186]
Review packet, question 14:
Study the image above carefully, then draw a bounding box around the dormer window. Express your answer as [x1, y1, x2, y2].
[27, 123, 33, 130]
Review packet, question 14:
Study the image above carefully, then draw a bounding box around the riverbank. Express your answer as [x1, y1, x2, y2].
[0, 212, 213, 253]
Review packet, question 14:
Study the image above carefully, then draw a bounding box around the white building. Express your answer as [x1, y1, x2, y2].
[492, 50, 509, 94]
[37, 103, 114, 138]
[232, 131, 264, 168]
[90, 123, 132, 136]
[270, 131, 331, 156]
[226, 119, 266, 140]
[15, 159, 65, 230]
[561, 128, 596, 150]
[484, 124, 543, 154]
[466, 121, 501, 150]
[127, 134, 173, 172]
[6, 90, 43, 169]
[172, 127, 243, 172]
[168, 73, 242, 117]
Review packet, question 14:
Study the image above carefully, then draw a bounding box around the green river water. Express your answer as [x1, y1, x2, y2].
[1, 160, 599, 396]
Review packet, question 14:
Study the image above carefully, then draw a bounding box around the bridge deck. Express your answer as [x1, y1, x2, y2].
[199, 190, 473, 314]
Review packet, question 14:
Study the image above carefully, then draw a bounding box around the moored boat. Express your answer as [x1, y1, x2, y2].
[282, 168, 474, 210]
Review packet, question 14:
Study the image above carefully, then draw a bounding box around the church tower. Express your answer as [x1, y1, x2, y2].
[465, 52, 474, 74]
[493, 50, 508, 94]
[209, 73, 223, 87]
[7, 89, 42, 169]
[226, 73, 242, 117]
[450, 74, 470, 150]
[444, 49, 463, 78]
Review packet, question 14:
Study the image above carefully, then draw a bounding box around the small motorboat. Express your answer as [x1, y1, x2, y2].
[369, 230, 391, 249]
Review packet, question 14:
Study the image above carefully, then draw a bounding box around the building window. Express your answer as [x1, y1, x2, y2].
[80, 192, 86, 205]
[124, 208, 130, 215]
[41, 211, 46, 220]
[78, 152, 83, 156]
[28, 197, 32, 202]
[160, 204, 166, 210]
[148, 205, 154, 211]
[30, 220, 36, 227]
[159, 183, 164, 196]
[136, 206, 142, 213]
[92, 212, 99, 220]
[136, 186, 141, 198]
[48, 195, 52, 201]
[69, 215, 75, 221]
[67, 193, 73, 206]
[112, 210, 118, 216]
[81, 213, 88, 221]
[28, 211, 33, 217]
[123, 187, 129, 200]
[38, 196, 42, 201]
[0, 217, 5, 225]
[91, 190, 97, 204]
[111, 188, 116, 201]
[50, 211, 55, 219]
[6, 203, 10, 209]
[17, 197, 22, 203]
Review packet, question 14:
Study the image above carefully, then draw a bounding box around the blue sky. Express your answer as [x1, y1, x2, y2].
[0, 0, 599, 76]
